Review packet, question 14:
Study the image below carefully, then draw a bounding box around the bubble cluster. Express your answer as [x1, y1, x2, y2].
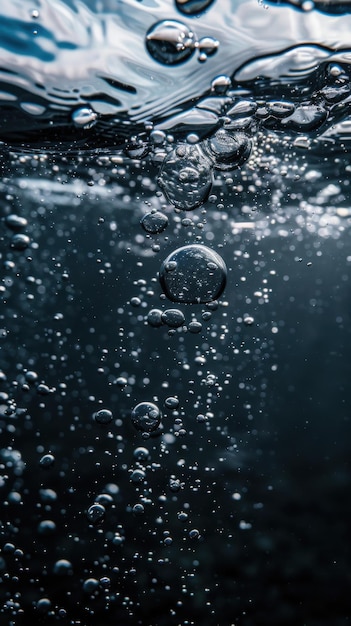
[159, 244, 227, 304]
[158, 144, 213, 210]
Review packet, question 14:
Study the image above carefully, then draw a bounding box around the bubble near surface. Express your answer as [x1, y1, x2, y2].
[131, 402, 162, 433]
[145, 20, 197, 66]
[175, 0, 216, 16]
[203, 129, 252, 170]
[71, 107, 98, 129]
[158, 144, 213, 210]
[159, 244, 227, 304]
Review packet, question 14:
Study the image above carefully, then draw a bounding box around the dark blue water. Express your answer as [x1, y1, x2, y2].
[1, 2, 351, 625]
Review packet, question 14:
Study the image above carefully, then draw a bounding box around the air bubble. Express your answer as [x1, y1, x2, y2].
[53, 559, 73, 575]
[72, 107, 98, 129]
[131, 402, 162, 433]
[188, 320, 203, 333]
[147, 309, 164, 327]
[140, 211, 168, 234]
[203, 129, 252, 170]
[165, 396, 180, 409]
[94, 409, 113, 424]
[161, 308, 186, 327]
[87, 503, 106, 524]
[5, 214, 28, 231]
[39, 453, 55, 469]
[159, 244, 227, 303]
[175, 0, 215, 16]
[10, 234, 30, 250]
[211, 75, 231, 94]
[158, 144, 213, 210]
[146, 20, 197, 66]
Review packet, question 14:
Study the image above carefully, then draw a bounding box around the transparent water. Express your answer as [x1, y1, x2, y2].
[1, 1, 351, 625]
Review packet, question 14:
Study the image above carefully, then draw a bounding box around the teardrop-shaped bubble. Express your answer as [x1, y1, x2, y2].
[71, 107, 97, 129]
[159, 244, 227, 304]
[175, 0, 216, 16]
[202, 129, 252, 171]
[158, 144, 213, 210]
[146, 20, 197, 66]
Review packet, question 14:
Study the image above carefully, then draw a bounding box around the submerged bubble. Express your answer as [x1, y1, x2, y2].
[72, 107, 98, 129]
[158, 144, 213, 210]
[203, 129, 252, 170]
[161, 309, 185, 328]
[94, 409, 113, 424]
[146, 20, 197, 66]
[159, 244, 227, 304]
[131, 402, 161, 433]
[175, 0, 216, 16]
[87, 503, 106, 524]
[147, 309, 164, 327]
[10, 233, 30, 250]
[39, 453, 55, 469]
[5, 214, 28, 231]
[140, 211, 168, 234]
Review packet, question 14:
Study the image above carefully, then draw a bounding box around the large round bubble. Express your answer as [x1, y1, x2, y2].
[159, 244, 227, 304]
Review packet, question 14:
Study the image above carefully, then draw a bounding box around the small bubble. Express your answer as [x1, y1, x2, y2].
[132, 503, 145, 515]
[94, 408, 113, 424]
[10, 234, 30, 250]
[39, 454, 55, 469]
[130, 296, 141, 307]
[147, 309, 164, 327]
[133, 446, 150, 460]
[188, 320, 203, 333]
[161, 308, 185, 328]
[203, 130, 252, 170]
[131, 402, 162, 433]
[146, 20, 197, 66]
[165, 396, 179, 409]
[38, 520, 56, 535]
[130, 469, 146, 483]
[159, 244, 227, 304]
[141, 211, 168, 234]
[211, 75, 231, 94]
[243, 315, 255, 326]
[53, 559, 73, 575]
[87, 503, 106, 524]
[175, 0, 215, 15]
[198, 36, 219, 57]
[83, 578, 99, 593]
[5, 214, 28, 231]
[72, 107, 98, 129]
